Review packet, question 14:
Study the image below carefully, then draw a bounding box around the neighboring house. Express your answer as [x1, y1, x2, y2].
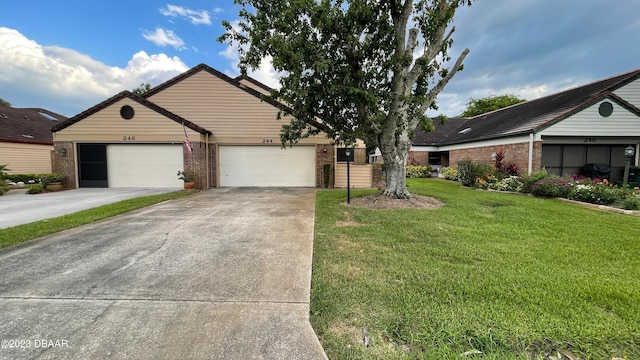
[0, 106, 67, 174]
[52, 64, 378, 189]
[407, 69, 640, 183]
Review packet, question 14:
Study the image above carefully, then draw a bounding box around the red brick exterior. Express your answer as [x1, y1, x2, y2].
[371, 164, 383, 189]
[449, 141, 543, 175]
[183, 141, 208, 189]
[52, 141, 76, 189]
[408, 151, 428, 166]
[316, 145, 335, 188]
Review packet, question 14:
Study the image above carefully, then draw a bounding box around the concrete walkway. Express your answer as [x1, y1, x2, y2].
[0, 188, 327, 359]
[0, 187, 181, 229]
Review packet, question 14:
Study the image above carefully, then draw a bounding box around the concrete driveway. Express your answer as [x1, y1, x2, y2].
[0, 187, 181, 229]
[0, 188, 327, 359]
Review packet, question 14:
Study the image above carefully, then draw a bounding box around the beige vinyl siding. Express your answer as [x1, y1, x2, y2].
[148, 71, 330, 145]
[614, 79, 640, 108]
[53, 99, 201, 142]
[335, 164, 373, 188]
[0, 142, 52, 174]
[238, 79, 272, 96]
[539, 100, 640, 137]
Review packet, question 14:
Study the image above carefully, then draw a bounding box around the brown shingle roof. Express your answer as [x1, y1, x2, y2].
[51, 91, 212, 135]
[412, 117, 469, 146]
[438, 68, 640, 145]
[0, 106, 67, 145]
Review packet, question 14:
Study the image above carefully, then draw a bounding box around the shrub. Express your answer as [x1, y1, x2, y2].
[406, 165, 431, 178]
[568, 183, 624, 205]
[5, 173, 39, 184]
[27, 184, 44, 194]
[40, 173, 65, 186]
[487, 176, 524, 192]
[438, 166, 459, 181]
[531, 177, 572, 198]
[521, 169, 548, 193]
[622, 197, 640, 210]
[493, 149, 519, 178]
[458, 159, 495, 187]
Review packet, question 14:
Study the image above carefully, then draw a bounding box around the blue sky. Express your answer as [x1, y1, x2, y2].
[1, 1, 639, 118]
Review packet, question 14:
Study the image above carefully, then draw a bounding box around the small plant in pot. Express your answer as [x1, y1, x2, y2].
[177, 170, 196, 189]
[41, 173, 66, 191]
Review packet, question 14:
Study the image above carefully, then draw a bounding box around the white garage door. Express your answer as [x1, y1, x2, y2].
[219, 146, 315, 187]
[107, 144, 183, 187]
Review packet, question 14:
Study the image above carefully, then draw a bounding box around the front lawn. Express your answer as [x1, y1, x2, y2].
[0, 190, 194, 249]
[311, 179, 640, 359]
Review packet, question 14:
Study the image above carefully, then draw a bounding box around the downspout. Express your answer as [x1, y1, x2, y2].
[528, 132, 534, 174]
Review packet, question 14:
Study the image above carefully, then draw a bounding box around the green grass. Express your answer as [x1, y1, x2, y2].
[311, 179, 640, 359]
[0, 190, 195, 249]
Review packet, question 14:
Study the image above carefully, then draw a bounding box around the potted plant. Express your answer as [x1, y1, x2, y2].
[177, 170, 196, 189]
[41, 173, 65, 191]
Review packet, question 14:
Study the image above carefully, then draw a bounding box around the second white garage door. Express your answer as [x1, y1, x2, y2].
[219, 146, 315, 187]
[107, 144, 184, 187]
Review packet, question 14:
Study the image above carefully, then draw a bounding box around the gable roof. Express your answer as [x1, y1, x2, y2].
[436, 68, 640, 145]
[0, 106, 67, 145]
[51, 91, 212, 135]
[143, 63, 287, 111]
[234, 74, 274, 93]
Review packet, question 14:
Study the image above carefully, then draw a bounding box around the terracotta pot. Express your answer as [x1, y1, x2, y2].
[184, 181, 195, 189]
[46, 182, 63, 191]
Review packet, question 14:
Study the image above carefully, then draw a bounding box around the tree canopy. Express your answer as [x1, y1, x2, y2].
[0, 98, 11, 107]
[460, 94, 525, 117]
[132, 83, 151, 95]
[221, 0, 474, 198]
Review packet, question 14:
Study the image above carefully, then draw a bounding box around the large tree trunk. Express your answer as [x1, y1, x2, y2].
[379, 114, 412, 199]
[381, 151, 410, 198]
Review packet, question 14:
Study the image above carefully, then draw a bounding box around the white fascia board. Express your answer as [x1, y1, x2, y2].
[437, 135, 532, 151]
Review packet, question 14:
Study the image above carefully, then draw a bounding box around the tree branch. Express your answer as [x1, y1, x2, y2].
[420, 47, 469, 113]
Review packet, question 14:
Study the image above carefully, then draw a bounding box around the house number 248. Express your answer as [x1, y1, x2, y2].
[262, 139, 273, 143]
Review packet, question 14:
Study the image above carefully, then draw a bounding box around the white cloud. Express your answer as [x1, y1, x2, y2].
[160, 4, 211, 25]
[0, 27, 189, 116]
[218, 21, 282, 89]
[143, 28, 186, 50]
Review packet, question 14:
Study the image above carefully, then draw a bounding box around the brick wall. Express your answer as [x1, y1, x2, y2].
[209, 145, 217, 188]
[316, 145, 335, 188]
[408, 151, 428, 166]
[371, 163, 383, 189]
[52, 141, 76, 189]
[449, 141, 543, 175]
[183, 141, 208, 189]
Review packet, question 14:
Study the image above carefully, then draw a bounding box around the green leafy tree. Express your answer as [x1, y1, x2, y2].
[460, 94, 525, 117]
[132, 83, 151, 95]
[220, 0, 474, 198]
[0, 98, 11, 106]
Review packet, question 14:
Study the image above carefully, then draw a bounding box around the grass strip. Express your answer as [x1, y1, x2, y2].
[311, 179, 640, 359]
[0, 190, 194, 249]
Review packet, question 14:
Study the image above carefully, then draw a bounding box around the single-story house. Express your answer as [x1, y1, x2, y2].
[51, 64, 380, 189]
[0, 106, 67, 174]
[406, 68, 640, 183]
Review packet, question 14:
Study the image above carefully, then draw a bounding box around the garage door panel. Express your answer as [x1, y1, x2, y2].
[107, 144, 183, 187]
[219, 146, 315, 187]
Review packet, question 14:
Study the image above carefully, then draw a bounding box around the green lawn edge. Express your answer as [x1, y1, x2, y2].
[311, 178, 640, 359]
[0, 190, 195, 249]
